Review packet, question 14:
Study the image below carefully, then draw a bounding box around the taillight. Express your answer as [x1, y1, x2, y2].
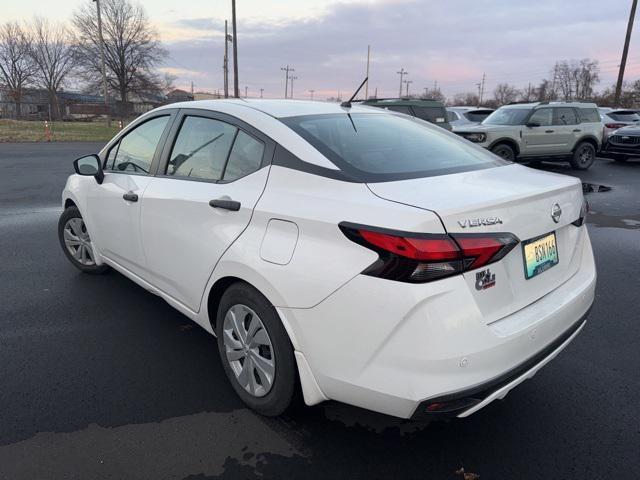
[339, 223, 519, 283]
[605, 123, 626, 129]
[572, 199, 589, 227]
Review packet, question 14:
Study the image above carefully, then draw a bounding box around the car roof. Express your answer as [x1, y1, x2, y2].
[155, 99, 379, 119]
[362, 98, 445, 107]
[448, 106, 494, 112]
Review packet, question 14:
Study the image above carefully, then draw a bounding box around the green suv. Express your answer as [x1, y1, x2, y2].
[360, 98, 452, 131]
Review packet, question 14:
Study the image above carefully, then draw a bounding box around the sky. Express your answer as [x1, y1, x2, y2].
[3, 0, 640, 99]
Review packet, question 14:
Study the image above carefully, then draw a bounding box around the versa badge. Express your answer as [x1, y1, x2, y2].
[475, 269, 496, 290]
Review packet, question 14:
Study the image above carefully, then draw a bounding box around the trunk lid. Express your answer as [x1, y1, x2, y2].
[367, 164, 585, 324]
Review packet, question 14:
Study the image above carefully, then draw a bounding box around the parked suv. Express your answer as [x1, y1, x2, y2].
[361, 98, 451, 130]
[447, 106, 495, 129]
[455, 102, 602, 170]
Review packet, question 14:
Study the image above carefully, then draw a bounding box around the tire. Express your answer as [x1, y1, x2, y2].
[58, 206, 109, 274]
[570, 142, 596, 170]
[491, 143, 516, 161]
[216, 282, 296, 416]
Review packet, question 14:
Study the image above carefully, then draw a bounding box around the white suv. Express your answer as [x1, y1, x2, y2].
[59, 100, 595, 419]
[455, 102, 602, 170]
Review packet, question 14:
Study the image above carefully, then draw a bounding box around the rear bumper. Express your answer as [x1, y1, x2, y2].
[278, 229, 596, 419]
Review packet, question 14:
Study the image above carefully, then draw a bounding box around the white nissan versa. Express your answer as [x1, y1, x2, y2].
[59, 100, 596, 419]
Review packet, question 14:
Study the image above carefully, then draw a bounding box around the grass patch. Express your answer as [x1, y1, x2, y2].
[0, 119, 124, 142]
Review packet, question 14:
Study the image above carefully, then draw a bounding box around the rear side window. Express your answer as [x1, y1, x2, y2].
[282, 113, 506, 182]
[222, 130, 265, 182]
[412, 106, 448, 124]
[107, 116, 169, 174]
[553, 108, 578, 125]
[577, 108, 601, 123]
[166, 116, 237, 181]
[608, 111, 640, 122]
[384, 105, 412, 115]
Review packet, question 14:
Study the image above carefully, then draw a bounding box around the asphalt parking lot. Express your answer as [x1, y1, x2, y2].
[0, 142, 638, 479]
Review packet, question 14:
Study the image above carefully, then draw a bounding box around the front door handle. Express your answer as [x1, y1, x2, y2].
[123, 192, 138, 202]
[573, 129, 582, 132]
[545, 130, 554, 133]
[209, 198, 241, 211]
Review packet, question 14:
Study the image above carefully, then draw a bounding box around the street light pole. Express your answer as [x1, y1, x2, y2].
[93, 0, 110, 127]
[281, 65, 294, 98]
[615, 0, 638, 105]
[223, 20, 229, 98]
[397, 68, 407, 97]
[289, 76, 298, 99]
[231, 0, 239, 98]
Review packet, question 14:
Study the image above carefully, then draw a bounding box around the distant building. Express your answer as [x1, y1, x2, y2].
[166, 89, 194, 103]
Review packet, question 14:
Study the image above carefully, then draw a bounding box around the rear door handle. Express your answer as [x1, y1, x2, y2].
[545, 130, 554, 133]
[209, 198, 241, 211]
[123, 192, 138, 202]
[573, 129, 582, 132]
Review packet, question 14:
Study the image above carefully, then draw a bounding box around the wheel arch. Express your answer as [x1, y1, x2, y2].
[573, 135, 600, 152]
[488, 138, 520, 156]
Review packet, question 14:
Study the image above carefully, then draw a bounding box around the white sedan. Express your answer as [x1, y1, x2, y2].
[59, 99, 596, 419]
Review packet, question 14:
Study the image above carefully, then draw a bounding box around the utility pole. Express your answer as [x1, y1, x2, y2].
[423, 87, 428, 97]
[231, 0, 239, 98]
[397, 68, 407, 97]
[309, 89, 315, 100]
[223, 20, 230, 98]
[244, 86, 248, 98]
[403, 79, 412, 97]
[615, 0, 638, 105]
[260, 88, 264, 98]
[191, 81, 194, 96]
[93, 0, 110, 127]
[477, 72, 486, 106]
[551, 63, 558, 100]
[281, 65, 294, 98]
[289, 75, 298, 99]
[365, 45, 370, 99]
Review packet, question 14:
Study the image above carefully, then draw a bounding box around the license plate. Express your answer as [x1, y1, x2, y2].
[522, 232, 559, 279]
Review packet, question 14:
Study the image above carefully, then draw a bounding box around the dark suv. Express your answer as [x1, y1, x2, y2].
[360, 98, 452, 130]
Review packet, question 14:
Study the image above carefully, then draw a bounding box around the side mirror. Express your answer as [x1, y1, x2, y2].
[525, 121, 541, 128]
[73, 154, 104, 184]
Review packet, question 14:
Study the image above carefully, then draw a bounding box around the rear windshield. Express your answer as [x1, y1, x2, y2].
[281, 113, 506, 182]
[608, 111, 640, 122]
[464, 110, 493, 122]
[483, 107, 531, 125]
[412, 106, 448, 124]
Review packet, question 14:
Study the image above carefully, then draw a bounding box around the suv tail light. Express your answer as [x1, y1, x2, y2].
[340, 223, 519, 283]
[605, 123, 626, 129]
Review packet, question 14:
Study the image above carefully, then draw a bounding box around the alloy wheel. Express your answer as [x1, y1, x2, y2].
[63, 217, 96, 266]
[222, 304, 276, 398]
[578, 145, 594, 166]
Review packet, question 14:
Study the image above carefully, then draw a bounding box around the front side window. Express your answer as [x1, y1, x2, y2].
[282, 113, 506, 182]
[483, 107, 532, 125]
[167, 116, 237, 181]
[553, 108, 578, 125]
[222, 130, 265, 182]
[528, 108, 553, 126]
[109, 116, 169, 174]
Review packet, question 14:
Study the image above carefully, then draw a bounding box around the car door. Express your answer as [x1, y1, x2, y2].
[552, 107, 580, 153]
[520, 107, 557, 156]
[86, 114, 174, 274]
[139, 110, 275, 312]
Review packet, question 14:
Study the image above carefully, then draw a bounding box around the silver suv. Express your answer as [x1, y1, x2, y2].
[454, 102, 603, 170]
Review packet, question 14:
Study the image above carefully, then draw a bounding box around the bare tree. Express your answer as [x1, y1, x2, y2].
[0, 22, 37, 118]
[450, 92, 479, 106]
[28, 18, 76, 120]
[72, 0, 167, 116]
[420, 87, 445, 103]
[493, 83, 519, 105]
[555, 59, 600, 101]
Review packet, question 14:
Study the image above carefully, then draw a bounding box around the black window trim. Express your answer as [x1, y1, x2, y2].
[100, 110, 178, 177]
[156, 108, 275, 185]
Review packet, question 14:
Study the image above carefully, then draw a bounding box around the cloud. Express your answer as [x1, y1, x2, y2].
[161, 0, 640, 98]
